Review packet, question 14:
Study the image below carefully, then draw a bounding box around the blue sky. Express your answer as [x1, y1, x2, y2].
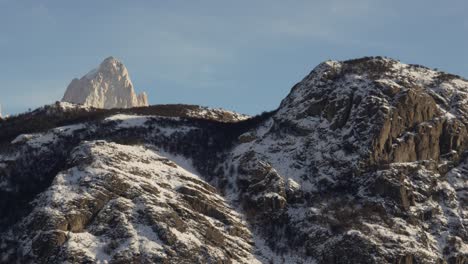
[1, 0, 467, 115]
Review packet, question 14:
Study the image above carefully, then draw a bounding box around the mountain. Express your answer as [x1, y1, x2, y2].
[0, 57, 466, 263]
[62, 57, 149, 109]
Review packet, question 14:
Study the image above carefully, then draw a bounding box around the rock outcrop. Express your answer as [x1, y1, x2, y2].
[224, 57, 467, 263]
[1, 141, 256, 263]
[62, 57, 148, 109]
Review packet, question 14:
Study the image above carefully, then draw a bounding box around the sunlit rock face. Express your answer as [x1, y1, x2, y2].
[62, 56, 148, 109]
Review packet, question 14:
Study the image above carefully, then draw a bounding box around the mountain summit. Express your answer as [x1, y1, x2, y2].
[62, 56, 149, 109]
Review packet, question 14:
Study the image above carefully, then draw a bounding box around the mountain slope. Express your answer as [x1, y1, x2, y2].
[2, 140, 259, 263]
[221, 57, 467, 263]
[0, 57, 466, 263]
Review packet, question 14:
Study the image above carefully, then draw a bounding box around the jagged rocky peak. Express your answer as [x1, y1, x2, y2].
[224, 56, 467, 263]
[276, 56, 467, 164]
[62, 56, 149, 109]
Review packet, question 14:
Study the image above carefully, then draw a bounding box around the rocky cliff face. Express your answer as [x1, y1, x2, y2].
[224, 57, 467, 263]
[1, 57, 466, 263]
[62, 57, 149, 109]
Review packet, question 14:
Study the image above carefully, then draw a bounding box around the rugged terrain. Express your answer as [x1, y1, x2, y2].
[62, 57, 148, 109]
[0, 57, 466, 263]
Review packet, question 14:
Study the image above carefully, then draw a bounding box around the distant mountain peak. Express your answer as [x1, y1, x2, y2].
[62, 56, 149, 109]
[103, 55, 117, 61]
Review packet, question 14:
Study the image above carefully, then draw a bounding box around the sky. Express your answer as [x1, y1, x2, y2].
[0, 0, 467, 116]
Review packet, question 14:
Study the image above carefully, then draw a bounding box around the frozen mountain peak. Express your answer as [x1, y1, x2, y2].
[84, 56, 127, 80]
[322, 59, 340, 67]
[101, 56, 124, 71]
[311, 60, 342, 75]
[62, 56, 149, 109]
[103, 55, 117, 62]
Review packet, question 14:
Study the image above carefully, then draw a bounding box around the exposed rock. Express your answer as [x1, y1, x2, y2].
[62, 56, 149, 109]
[237, 152, 287, 214]
[223, 57, 468, 263]
[238, 132, 257, 143]
[32, 230, 68, 259]
[1, 141, 257, 263]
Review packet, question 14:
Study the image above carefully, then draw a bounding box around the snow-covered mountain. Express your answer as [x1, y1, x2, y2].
[62, 57, 148, 109]
[0, 57, 466, 263]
